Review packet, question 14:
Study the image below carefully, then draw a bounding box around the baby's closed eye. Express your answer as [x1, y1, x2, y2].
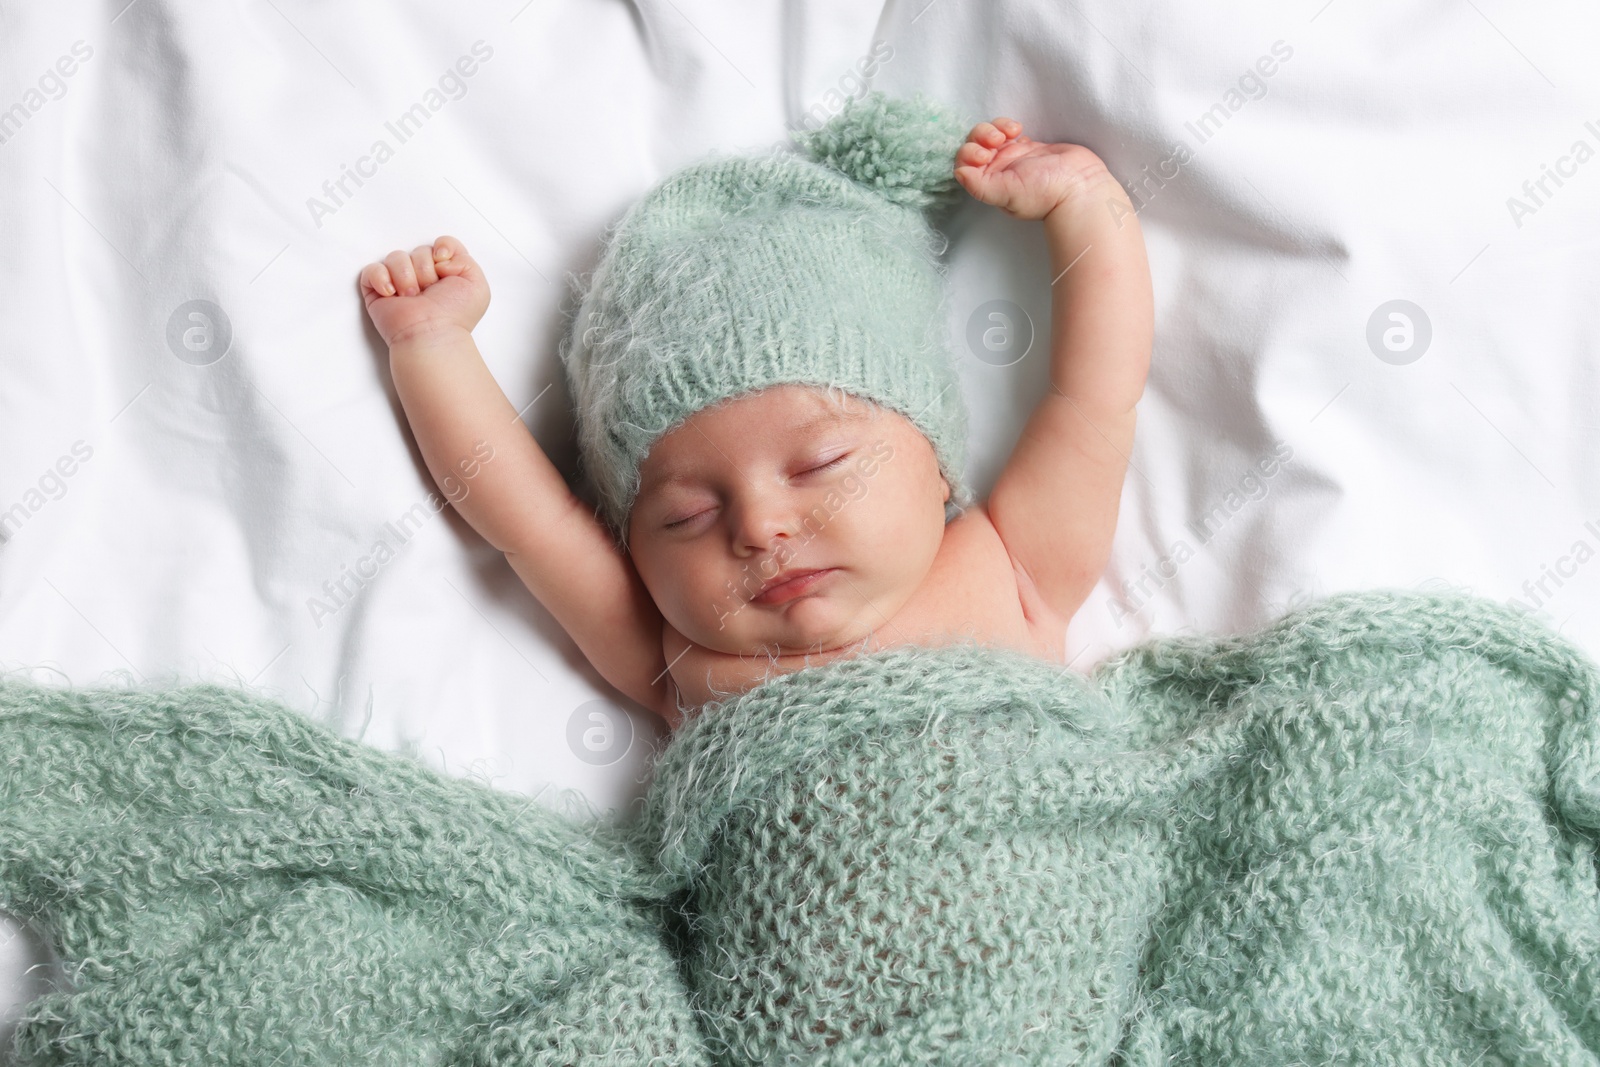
[660, 453, 855, 530]
[806, 454, 851, 474]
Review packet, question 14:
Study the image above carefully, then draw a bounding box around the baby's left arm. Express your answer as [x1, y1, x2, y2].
[955, 119, 1153, 630]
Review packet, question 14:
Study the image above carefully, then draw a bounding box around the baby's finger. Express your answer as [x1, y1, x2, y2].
[432, 235, 472, 277]
[956, 140, 995, 166]
[432, 235, 468, 261]
[431, 242, 487, 306]
[359, 262, 396, 300]
[384, 249, 419, 296]
[968, 121, 1007, 147]
[411, 244, 439, 288]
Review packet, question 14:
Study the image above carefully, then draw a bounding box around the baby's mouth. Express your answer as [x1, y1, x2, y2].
[752, 567, 837, 605]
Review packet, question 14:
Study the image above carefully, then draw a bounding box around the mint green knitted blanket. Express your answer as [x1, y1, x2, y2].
[2, 588, 1597, 1065]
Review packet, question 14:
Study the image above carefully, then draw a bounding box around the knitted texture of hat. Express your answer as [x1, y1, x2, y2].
[559, 91, 976, 546]
[3, 587, 1598, 1064]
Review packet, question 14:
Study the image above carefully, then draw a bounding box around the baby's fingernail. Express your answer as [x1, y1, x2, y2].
[383, 282, 396, 295]
[434, 247, 452, 261]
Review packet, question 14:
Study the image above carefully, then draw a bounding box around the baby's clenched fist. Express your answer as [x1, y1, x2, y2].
[954, 118, 1127, 222]
[360, 235, 490, 347]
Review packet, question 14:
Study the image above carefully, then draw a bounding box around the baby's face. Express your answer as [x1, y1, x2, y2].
[628, 384, 951, 659]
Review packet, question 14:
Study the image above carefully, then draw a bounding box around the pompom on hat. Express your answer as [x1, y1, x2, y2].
[559, 90, 976, 548]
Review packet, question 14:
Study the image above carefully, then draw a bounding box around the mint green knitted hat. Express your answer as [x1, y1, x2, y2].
[559, 91, 976, 547]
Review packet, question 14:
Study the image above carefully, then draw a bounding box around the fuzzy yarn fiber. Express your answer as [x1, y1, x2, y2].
[2, 587, 1599, 1065]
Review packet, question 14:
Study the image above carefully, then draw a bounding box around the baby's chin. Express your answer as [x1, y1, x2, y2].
[691, 596, 871, 660]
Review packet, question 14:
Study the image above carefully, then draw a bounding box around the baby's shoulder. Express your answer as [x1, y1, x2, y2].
[924, 502, 1070, 661]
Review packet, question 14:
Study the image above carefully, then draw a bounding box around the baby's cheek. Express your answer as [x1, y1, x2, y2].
[686, 563, 753, 637]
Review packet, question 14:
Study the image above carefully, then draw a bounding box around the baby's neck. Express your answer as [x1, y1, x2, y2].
[666, 631, 886, 730]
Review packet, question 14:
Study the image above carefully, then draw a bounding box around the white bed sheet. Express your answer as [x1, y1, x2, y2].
[2, 0, 1595, 1033]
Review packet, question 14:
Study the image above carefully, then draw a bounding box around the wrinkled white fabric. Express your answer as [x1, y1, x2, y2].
[1, 0, 1594, 1031]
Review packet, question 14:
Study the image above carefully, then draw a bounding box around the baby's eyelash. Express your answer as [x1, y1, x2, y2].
[806, 454, 850, 474]
[662, 455, 850, 530]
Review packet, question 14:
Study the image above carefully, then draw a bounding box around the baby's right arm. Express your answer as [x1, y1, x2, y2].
[359, 236, 678, 726]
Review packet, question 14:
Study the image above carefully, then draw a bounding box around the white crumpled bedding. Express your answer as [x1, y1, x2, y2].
[1, 0, 1594, 1033]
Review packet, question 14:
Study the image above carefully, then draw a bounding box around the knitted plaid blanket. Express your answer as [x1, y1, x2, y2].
[1, 588, 1597, 1065]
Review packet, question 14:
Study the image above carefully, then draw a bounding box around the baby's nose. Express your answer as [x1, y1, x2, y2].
[730, 492, 806, 551]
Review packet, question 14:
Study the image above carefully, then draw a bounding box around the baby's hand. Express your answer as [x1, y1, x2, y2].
[359, 235, 490, 347]
[954, 118, 1122, 221]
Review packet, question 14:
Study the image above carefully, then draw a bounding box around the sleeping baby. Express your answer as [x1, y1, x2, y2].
[358, 92, 1151, 732]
